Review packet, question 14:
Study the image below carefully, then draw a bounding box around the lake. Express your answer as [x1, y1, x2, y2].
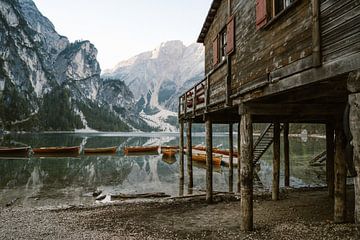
[0, 132, 326, 208]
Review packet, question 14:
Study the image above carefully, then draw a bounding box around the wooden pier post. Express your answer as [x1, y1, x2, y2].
[179, 121, 185, 182]
[187, 121, 193, 194]
[272, 123, 281, 201]
[326, 123, 335, 198]
[237, 123, 241, 193]
[347, 70, 360, 224]
[284, 123, 290, 187]
[240, 113, 254, 231]
[229, 123, 234, 193]
[205, 118, 213, 203]
[334, 123, 347, 223]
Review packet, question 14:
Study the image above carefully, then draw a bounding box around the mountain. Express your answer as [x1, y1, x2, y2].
[0, 0, 150, 132]
[102, 40, 205, 131]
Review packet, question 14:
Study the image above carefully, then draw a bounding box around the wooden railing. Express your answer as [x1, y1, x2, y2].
[178, 60, 229, 118]
[179, 78, 207, 116]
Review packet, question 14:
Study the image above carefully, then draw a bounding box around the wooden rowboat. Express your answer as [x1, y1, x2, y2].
[84, 146, 117, 154]
[33, 146, 80, 155]
[124, 146, 159, 155]
[162, 149, 177, 157]
[0, 147, 31, 157]
[192, 146, 238, 157]
[191, 154, 222, 166]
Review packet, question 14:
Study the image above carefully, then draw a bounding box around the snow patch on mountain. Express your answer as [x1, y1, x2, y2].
[140, 109, 177, 132]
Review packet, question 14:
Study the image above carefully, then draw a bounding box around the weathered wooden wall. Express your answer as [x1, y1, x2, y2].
[203, 0, 313, 103]
[320, 0, 360, 63]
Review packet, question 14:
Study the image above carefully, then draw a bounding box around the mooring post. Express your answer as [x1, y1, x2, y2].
[237, 122, 241, 193]
[284, 123, 290, 187]
[347, 70, 360, 224]
[272, 122, 281, 201]
[179, 121, 185, 182]
[326, 123, 335, 198]
[179, 120, 185, 196]
[187, 121, 193, 194]
[229, 123, 234, 193]
[205, 118, 213, 203]
[240, 113, 254, 231]
[334, 123, 347, 223]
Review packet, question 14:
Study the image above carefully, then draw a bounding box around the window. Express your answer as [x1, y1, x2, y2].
[256, 0, 298, 30]
[274, 0, 296, 16]
[220, 29, 227, 61]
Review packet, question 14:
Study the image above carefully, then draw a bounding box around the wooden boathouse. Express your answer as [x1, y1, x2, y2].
[178, 0, 360, 231]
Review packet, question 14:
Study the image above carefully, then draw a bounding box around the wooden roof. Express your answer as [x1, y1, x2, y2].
[197, 0, 222, 43]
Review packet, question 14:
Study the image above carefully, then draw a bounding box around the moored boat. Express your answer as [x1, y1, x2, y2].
[192, 154, 222, 166]
[162, 149, 177, 157]
[124, 146, 159, 155]
[84, 146, 117, 154]
[0, 147, 31, 157]
[32, 146, 80, 155]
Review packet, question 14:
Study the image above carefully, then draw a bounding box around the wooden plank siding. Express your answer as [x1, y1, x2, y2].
[320, 0, 360, 63]
[179, 0, 360, 121]
[203, 0, 313, 105]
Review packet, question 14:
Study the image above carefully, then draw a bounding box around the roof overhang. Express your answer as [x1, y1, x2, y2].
[197, 0, 222, 43]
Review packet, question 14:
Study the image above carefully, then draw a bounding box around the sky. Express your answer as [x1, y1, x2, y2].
[33, 0, 212, 70]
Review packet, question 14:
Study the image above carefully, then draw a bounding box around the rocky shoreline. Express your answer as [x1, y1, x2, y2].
[0, 188, 359, 239]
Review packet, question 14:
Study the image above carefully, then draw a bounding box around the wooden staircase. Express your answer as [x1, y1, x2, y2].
[253, 123, 282, 164]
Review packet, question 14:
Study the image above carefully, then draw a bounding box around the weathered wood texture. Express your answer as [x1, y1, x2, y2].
[237, 122, 241, 193]
[349, 92, 360, 224]
[179, 121, 185, 182]
[283, 123, 290, 187]
[326, 123, 335, 198]
[205, 119, 213, 203]
[334, 123, 347, 223]
[272, 122, 281, 201]
[240, 113, 253, 231]
[320, 0, 360, 63]
[204, 0, 313, 96]
[229, 123, 234, 192]
[187, 121, 193, 193]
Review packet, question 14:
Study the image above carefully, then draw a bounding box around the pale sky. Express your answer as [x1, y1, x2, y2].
[32, 0, 212, 70]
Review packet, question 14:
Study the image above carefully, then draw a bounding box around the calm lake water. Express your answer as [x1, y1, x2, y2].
[0, 132, 326, 208]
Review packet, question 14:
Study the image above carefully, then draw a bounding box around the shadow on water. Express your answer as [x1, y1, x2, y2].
[0, 132, 326, 207]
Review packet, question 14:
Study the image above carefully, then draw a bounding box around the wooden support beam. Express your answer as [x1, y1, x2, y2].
[348, 72, 360, 223]
[240, 113, 253, 231]
[187, 121, 193, 194]
[312, 0, 321, 67]
[229, 123, 234, 193]
[237, 122, 241, 193]
[326, 123, 335, 198]
[226, 55, 232, 106]
[205, 119, 213, 203]
[239, 103, 345, 117]
[334, 123, 347, 223]
[283, 123, 290, 187]
[272, 123, 281, 201]
[179, 121, 185, 182]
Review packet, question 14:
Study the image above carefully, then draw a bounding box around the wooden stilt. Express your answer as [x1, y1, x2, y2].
[284, 123, 290, 187]
[326, 123, 335, 198]
[348, 71, 360, 224]
[205, 118, 213, 203]
[240, 113, 253, 231]
[229, 123, 234, 193]
[272, 122, 281, 201]
[187, 121, 193, 194]
[237, 123, 241, 193]
[334, 123, 347, 223]
[179, 121, 185, 182]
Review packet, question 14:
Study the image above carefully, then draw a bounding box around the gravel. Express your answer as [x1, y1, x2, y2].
[0, 188, 359, 239]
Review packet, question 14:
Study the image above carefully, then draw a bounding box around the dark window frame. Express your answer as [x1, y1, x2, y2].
[219, 27, 227, 62]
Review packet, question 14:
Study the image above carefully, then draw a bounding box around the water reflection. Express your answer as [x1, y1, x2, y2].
[0, 132, 326, 207]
